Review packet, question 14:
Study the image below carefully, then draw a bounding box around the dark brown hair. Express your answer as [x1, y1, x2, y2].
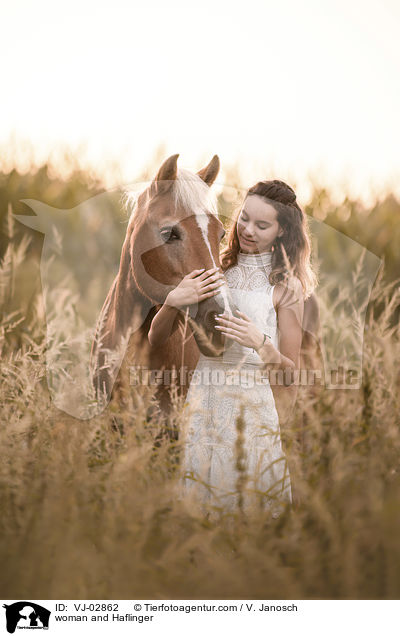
[220, 179, 317, 298]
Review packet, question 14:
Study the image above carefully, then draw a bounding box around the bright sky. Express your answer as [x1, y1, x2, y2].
[1, 0, 400, 204]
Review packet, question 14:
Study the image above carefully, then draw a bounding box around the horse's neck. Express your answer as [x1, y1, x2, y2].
[91, 239, 151, 387]
[103, 234, 150, 336]
[104, 269, 152, 350]
[91, 251, 153, 401]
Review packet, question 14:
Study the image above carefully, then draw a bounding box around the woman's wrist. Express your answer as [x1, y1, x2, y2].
[165, 291, 182, 311]
[254, 332, 270, 352]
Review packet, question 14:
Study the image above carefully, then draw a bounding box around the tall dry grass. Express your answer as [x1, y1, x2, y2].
[1, 214, 400, 600]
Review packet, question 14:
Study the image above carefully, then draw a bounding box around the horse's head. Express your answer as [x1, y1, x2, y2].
[124, 153, 237, 356]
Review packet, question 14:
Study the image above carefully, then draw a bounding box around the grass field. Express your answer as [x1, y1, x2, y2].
[1, 216, 400, 600]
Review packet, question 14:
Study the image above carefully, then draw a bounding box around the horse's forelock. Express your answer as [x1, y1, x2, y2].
[122, 168, 218, 227]
[172, 168, 218, 217]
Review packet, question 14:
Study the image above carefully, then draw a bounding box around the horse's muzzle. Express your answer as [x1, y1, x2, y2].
[203, 308, 219, 331]
[186, 286, 239, 356]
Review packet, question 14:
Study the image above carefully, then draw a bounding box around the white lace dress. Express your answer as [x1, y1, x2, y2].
[180, 249, 292, 518]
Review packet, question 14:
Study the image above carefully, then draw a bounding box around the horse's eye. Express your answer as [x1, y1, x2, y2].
[160, 226, 180, 243]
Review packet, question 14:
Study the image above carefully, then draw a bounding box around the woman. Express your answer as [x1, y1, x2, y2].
[149, 179, 317, 517]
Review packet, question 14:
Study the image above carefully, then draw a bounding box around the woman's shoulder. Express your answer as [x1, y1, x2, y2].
[273, 275, 304, 310]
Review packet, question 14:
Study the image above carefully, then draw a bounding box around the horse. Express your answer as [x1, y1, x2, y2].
[90, 153, 238, 432]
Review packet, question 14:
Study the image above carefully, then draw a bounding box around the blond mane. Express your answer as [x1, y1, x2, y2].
[122, 167, 218, 223]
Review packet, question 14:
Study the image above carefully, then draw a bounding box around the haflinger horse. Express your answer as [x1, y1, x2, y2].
[90, 154, 238, 432]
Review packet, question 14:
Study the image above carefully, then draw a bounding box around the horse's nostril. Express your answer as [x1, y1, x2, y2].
[204, 310, 218, 331]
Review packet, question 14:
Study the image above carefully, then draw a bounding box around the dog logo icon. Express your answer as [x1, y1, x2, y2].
[2, 602, 51, 633]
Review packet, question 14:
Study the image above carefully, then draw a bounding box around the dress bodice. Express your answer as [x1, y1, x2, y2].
[200, 249, 278, 366]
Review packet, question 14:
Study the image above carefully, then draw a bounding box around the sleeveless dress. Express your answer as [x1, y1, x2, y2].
[179, 249, 292, 518]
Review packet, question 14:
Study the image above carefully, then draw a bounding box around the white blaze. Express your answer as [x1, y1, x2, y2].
[194, 209, 233, 316]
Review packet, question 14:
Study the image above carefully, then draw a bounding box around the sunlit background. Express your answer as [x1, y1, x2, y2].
[1, 0, 400, 203]
[2, 0, 400, 604]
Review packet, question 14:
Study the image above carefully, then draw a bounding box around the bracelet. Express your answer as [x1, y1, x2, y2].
[254, 333, 271, 353]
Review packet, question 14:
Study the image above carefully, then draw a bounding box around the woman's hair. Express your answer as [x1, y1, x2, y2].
[220, 179, 317, 298]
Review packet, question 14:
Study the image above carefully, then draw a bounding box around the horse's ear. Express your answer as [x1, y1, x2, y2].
[151, 154, 179, 195]
[197, 155, 220, 186]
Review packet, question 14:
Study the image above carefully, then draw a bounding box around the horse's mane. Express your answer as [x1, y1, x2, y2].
[121, 168, 219, 223]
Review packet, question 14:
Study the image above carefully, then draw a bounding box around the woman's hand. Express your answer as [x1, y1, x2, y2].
[214, 310, 267, 351]
[166, 266, 226, 310]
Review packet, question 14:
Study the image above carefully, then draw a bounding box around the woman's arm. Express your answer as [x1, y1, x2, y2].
[148, 302, 181, 348]
[257, 277, 304, 381]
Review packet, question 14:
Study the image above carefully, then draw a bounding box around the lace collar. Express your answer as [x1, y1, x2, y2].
[237, 249, 273, 268]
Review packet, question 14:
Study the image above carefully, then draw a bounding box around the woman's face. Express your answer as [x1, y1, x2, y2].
[236, 194, 283, 253]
